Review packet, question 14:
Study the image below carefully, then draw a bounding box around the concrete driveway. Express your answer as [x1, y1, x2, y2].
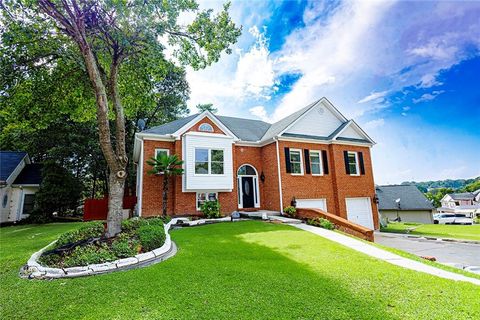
[375, 232, 480, 270]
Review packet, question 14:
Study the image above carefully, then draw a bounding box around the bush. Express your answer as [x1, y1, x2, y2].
[121, 218, 148, 233]
[55, 222, 104, 248]
[307, 217, 335, 230]
[137, 225, 166, 251]
[201, 200, 221, 218]
[111, 233, 140, 258]
[284, 206, 296, 217]
[62, 243, 116, 268]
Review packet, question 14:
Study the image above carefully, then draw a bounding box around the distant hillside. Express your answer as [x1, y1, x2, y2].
[401, 177, 480, 193]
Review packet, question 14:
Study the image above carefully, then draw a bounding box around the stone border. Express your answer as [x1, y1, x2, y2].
[20, 220, 177, 279]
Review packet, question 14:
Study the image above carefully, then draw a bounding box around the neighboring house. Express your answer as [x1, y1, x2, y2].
[133, 97, 379, 230]
[0, 151, 42, 223]
[376, 185, 435, 224]
[438, 191, 480, 217]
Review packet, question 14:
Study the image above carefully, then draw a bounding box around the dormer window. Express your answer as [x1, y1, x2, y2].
[199, 123, 214, 132]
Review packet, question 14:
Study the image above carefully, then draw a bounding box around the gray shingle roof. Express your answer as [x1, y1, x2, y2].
[142, 114, 198, 135]
[376, 185, 434, 211]
[0, 151, 27, 182]
[448, 193, 475, 201]
[216, 115, 270, 141]
[140, 98, 372, 144]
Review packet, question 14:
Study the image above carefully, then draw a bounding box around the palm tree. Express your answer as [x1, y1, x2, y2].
[146, 154, 184, 217]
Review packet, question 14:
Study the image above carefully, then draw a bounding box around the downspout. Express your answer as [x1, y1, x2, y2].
[136, 137, 144, 217]
[275, 138, 284, 214]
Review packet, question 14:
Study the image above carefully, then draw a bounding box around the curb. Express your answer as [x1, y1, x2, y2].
[378, 232, 480, 245]
[20, 221, 176, 279]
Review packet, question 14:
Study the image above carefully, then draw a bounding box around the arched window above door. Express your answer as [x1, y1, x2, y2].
[237, 164, 257, 176]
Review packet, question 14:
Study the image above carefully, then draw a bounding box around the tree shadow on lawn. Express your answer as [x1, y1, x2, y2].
[1, 221, 402, 320]
[2, 221, 477, 319]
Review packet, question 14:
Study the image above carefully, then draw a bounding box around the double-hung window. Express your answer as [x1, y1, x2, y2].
[347, 151, 360, 176]
[195, 148, 224, 175]
[310, 151, 323, 175]
[289, 149, 303, 175]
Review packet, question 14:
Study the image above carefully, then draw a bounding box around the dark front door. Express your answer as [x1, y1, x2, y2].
[241, 177, 255, 208]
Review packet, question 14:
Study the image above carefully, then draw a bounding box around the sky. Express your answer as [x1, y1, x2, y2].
[179, 0, 480, 185]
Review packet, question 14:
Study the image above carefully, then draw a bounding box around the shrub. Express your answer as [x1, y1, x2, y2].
[284, 206, 297, 217]
[62, 243, 116, 268]
[307, 217, 335, 230]
[201, 200, 221, 218]
[55, 222, 104, 248]
[145, 217, 165, 227]
[111, 234, 140, 258]
[137, 225, 166, 252]
[121, 218, 148, 233]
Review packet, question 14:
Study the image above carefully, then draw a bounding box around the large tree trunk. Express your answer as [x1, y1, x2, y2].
[162, 176, 169, 217]
[107, 172, 126, 237]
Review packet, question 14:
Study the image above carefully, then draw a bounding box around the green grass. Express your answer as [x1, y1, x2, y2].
[381, 222, 480, 241]
[1, 221, 479, 319]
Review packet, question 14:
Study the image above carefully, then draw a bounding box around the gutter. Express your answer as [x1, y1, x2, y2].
[275, 137, 284, 213]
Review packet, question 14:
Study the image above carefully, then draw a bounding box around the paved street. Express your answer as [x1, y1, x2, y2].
[375, 232, 480, 268]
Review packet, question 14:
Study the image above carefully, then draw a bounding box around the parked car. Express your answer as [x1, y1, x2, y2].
[433, 213, 473, 225]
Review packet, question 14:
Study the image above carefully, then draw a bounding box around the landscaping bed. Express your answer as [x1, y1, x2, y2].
[38, 217, 168, 268]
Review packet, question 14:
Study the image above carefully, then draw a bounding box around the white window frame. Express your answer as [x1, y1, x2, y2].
[198, 123, 214, 132]
[289, 148, 304, 175]
[155, 148, 170, 158]
[347, 151, 360, 176]
[196, 192, 218, 210]
[309, 150, 323, 176]
[194, 148, 225, 176]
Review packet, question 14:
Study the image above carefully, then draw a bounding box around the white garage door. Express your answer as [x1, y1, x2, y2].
[296, 199, 327, 211]
[345, 197, 374, 229]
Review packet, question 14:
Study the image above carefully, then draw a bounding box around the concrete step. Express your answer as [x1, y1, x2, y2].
[268, 216, 303, 224]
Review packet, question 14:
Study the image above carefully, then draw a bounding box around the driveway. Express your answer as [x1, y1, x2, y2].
[375, 232, 480, 269]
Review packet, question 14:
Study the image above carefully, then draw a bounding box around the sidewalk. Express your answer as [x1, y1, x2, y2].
[291, 223, 480, 286]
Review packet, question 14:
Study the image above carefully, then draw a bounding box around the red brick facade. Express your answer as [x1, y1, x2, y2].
[139, 116, 378, 229]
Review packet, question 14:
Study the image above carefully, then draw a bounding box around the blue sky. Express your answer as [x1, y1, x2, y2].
[183, 0, 480, 184]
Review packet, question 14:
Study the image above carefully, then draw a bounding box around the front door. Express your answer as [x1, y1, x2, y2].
[241, 177, 255, 208]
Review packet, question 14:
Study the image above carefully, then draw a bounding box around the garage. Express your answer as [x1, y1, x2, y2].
[296, 199, 327, 211]
[345, 197, 374, 229]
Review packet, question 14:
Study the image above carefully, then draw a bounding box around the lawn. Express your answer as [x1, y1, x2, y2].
[1, 221, 479, 319]
[381, 222, 480, 241]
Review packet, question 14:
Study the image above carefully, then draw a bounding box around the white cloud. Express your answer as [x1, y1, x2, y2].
[412, 90, 445, 103]
[249, 105, 271, 122]
[357, 91, 389, 104]
[364, 118, 385, 130]
[418, 73, 443, 88]
[402, 106, 411, 111]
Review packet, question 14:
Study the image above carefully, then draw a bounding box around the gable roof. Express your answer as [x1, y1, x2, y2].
[376, 185, 434, 211]
[0, 151, 27, 182]
[448, 192, 475, 201]
[13, 164, 43, 185]
[139, 97, 373, 145]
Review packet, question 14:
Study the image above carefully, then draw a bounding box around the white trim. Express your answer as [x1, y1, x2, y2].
[138, 138, 144, 217]
[275, 139, 284, 213]
[6, 154, 29, 186]
[172, 111, 239, 140]
[277, 136, 373, 147]
[347, 151, 360, 176]
[184, 131, 235, 140]
[237, 164, 260, 209]
[11, 184, 40, 187]
[331, 120, 376, 144]
[309, 150, 324, 176]
[154, 148, 170, 158]
[289, 148, 304, 175]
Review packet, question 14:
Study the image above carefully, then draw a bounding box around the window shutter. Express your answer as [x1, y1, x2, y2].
[304, 149, 311, 174]
[322, 150, 329, 174]
[359, 152, 365, 175]
[284, 147, 291, 173]
[344, 151, 350, 175]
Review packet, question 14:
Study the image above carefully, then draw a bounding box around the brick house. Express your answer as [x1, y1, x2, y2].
[133, 97, 379, 230]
